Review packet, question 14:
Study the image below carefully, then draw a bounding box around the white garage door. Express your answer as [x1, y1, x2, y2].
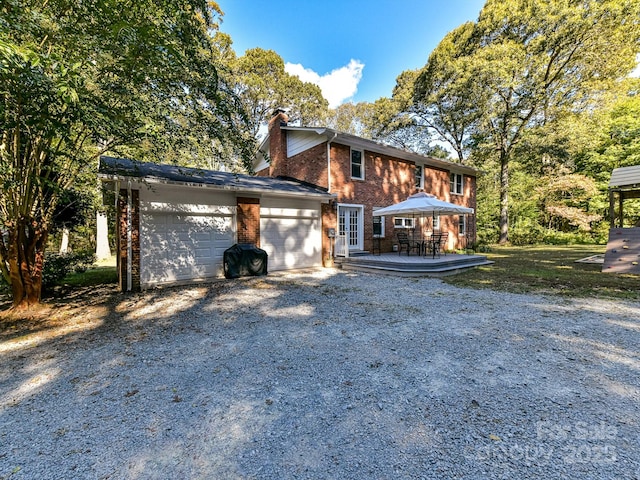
[260, 200, 322, 271]
[140, 212, 235, 286]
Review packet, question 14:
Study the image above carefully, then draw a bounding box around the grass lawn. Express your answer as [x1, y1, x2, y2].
[3, 249, 638, 309]
[49, 248, 640, 300]
[444, 244, 640, 300]
[58, 255, 118, 288]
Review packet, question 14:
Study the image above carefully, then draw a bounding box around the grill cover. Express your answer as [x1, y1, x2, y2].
[223, 244, 268, 279]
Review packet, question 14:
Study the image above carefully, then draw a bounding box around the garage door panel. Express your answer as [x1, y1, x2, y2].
[141, 212, 234, 286]
[260, 210, 322, 271]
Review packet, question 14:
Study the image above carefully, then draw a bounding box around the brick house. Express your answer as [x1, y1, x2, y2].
[100, 111, 479, 291]
[255, 110, 478, 262]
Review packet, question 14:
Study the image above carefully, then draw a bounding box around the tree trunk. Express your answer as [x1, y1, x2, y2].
[6, 220, 48, 309]
[498, 148, 509, 245]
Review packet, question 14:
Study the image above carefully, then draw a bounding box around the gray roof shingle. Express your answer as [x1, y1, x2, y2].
[98, 156, 334, 199]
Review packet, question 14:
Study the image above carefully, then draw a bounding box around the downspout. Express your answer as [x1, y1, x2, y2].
[114, 180, 120, 289]
[127, 180, 132, 292]
[327, 132, 338, 260]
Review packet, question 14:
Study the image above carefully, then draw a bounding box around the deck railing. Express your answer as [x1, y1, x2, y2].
[334, 234, 349, 258]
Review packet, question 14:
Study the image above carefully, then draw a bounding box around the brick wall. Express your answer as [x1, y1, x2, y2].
[330, 143, 416, 253]
[422, 168, 477, 250]
[117, 188, 140, 292]
[321, 202, 337, 266]
[237, 197, 261, 245]
[264, 112, 477, 254]
[285, 142, 329, 189]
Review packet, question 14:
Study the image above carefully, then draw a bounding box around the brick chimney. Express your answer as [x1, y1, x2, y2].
[268, 108, 289, 177]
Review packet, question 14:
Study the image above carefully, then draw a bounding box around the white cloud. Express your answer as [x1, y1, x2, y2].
[285, 59, 364, 108]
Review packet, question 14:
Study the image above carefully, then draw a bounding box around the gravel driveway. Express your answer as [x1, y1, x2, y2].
[1, 269, 639, 479]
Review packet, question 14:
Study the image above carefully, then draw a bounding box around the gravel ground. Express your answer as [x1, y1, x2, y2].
[1, 269, 640, 479]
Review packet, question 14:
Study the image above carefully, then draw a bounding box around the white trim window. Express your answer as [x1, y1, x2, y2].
[373, 208, 386, 238]
[351, 148, 364, 179]
[450, 172, 464, 195]
[458, 215, 466, 235]
[415, 165, 423, 189]
[432, 215, 440, 230]
[373, 216, 385, 238]
[394, 217, 415, 229]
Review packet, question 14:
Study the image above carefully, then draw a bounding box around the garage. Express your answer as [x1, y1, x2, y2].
[99, 156, 334, 291]
[140, 211, 235, 287]
[260, 198, 323, 271]
[136, 184, 237, 287]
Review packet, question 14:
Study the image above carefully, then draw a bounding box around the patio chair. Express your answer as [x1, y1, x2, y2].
[397, 231, 421, 256]
[430, 232, 449, 258]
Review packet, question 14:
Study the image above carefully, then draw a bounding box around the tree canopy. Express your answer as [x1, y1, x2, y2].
[410, 0, 640, 243]
[0, 0, 255, 307]
[231, 47, 328, 138]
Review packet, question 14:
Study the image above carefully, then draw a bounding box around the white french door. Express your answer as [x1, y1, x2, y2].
[338, 205, 363, 252]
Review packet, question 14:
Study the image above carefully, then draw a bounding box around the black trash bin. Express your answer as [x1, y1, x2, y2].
[223, 244, 268, 279]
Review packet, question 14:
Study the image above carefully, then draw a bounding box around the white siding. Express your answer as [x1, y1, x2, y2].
[287, 130, 326, 157]
[260, 198, 322, 271]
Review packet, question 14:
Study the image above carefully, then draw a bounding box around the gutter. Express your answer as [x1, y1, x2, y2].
[97, 174, 335, 202]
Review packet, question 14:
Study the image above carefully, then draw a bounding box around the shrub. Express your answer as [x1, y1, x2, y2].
[509, 222, 545, 246]
[542, 229, 603, 245]
[42, 250, 96, 290]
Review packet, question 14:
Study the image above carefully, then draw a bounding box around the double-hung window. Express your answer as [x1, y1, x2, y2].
[372, 209, 386, 238]
[450, 172, 464, 195]
[458, 215, 466, 235]
[351, 149, 364, 179]
[415, 165, 423, 189]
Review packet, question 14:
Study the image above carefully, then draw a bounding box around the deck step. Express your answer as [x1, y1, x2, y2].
[336, 254, 493, 277]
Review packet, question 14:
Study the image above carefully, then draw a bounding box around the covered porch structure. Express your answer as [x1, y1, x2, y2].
[603, 165, 640, 274]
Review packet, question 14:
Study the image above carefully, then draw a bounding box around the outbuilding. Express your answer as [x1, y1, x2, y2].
[98, 156, 335, 291]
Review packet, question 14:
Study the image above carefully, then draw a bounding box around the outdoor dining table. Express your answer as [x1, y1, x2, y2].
[408, 231, 440, 258]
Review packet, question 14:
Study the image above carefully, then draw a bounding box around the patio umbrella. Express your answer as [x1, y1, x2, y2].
[374, 192, 474, 216]
[374, 192, 474, 257]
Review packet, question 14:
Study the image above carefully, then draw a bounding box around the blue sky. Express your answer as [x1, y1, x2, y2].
[216, 0, 487, 107]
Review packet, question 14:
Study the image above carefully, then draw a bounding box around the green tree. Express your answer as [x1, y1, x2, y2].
[580, 79, 640, 181]
[233, 48, 328, 138]
[324, 71, 435, 155]
[370, 70, 435, 154]
[0, 0, 254, 308]
[412, 0, 640, 244]
[324, 102, 373, 136]
[413, 22, 483, 163]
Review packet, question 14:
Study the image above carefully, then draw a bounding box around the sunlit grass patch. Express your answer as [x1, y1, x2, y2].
[445, 245, 640, 300]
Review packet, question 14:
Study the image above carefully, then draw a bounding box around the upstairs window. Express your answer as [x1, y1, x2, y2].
[415, 165, 423, 189]
[351, 149, 364, 179]
[450, 172, 464, 195]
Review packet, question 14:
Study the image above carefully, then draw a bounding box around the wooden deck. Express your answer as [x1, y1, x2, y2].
[335, 252, 493, 277]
